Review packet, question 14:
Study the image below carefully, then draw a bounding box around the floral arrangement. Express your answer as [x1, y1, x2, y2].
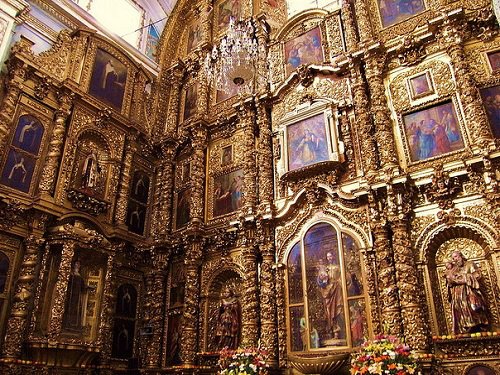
[350, 334, 420, 375]
[218, 347, 269, 375]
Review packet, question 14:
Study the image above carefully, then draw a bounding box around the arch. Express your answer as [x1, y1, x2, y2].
[275, 9, 328, 41]
[54, 213, 110, 238]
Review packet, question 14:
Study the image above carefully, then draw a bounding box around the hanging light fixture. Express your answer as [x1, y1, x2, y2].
[204, 16, 267, 95]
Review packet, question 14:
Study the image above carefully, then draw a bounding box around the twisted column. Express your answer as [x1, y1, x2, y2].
[189, 124, 207, 224]
[164, 66, 185, 137]
[256, 100, 274, 212]
[39, 90, 73, 196]
[241, 242, 259, 347]
[114, 135, 138, 225]
[180, 240, 202, 364]
[237, 101, 257, 215]
[2, 236, 44, 358]
[360, 247, 381, 334]
[341, 0, 359, 51]
[152, 142, 175, 239]
[354, 0, 374, 43]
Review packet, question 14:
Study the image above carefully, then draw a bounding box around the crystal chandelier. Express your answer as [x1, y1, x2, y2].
[204, 17, 267, 95]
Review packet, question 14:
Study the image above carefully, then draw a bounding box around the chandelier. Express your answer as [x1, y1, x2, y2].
[204, 17, 267, 95]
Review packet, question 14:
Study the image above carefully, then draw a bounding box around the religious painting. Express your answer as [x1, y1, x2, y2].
[183, 83, 198, 121]
[127, 201, 146, 235]
[479, 85, 500, 138]
[221, 145, 233, 166]
[0, 149, 36, 193]
[166, 313, 182, 365]
[465, 365, 497, 375]
[11, 114, 44, 155]
[111, 318, 135, 359]
[77, 149, 106, 199]
[62, 259, 87, 333]
[175, 188, 191, 229]
[349, 299, 368, 347]
[169, 263, 185, 308]
[287, 113, 330, 171]
[287, 242, 303, 305]
[217, 0, 241, 31]
[402, 101, 464, 162]
[303, 223, 347, 348]
[130, 170, 150, 204]
[212, 168, 244, 217]
[486, 50, 500, 73]
[378, 0, 426, 28]
[186, 21, 202, 53]
[284, 27, 324, 77]
[89, 48, 128, 110]
[342, 234, 363, 297]
[115, 284, 137, 318]
[409, 72, 434, 99]
[289, 305, 306, 351]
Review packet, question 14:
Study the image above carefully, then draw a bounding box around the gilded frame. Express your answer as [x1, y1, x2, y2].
[408, 70, 435, 100]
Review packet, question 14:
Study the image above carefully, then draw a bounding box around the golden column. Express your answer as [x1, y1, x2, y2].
[38, 90, 74, 196]
[189, 123, 207, 225]
[237, 100, 257, 215]
[162, 64, 185, 138]
[354, 0, 374, 43]
[2, 236, 45, 359]
[256, 98, 274, 213]
[434, 15, 494, 151]
[360, 246, 382, 334]
[180, 240, 203, 364]
[241, 239, 259, 348]
[114, 134, 138, 226]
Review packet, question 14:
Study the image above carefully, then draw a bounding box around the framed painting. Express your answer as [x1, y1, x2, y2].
[221, 145, 233, 166]
[378, 0, 425, 28]
[408, 72, 434, 99]
[0, 148, 36, 193]
[111, 318, 135, 359]
[480, 85, 500, 138]
[130, 170, 150, 204]
[127, 201, 146, 235]
[175, 188, 191, 229]
[465, 365, 497, 375]
[286, 113, 330, 171]
[486, 50, 500, 73]
[402, 101, 464, 162]
[183, 84, 198, 121]
[216, 0, 241, 31]
[186, 21, 202, 53]
[213, 168, 244, 218]
[284, 27, 324, 77]
[11, 114, 44, 155]
[115, 284, 137, 318]
[89, 48, 128, 110]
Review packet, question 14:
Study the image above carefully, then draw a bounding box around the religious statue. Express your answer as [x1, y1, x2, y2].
[215, 286, 240, 349]
[445, 251, 490, 334]
[317, 252, 343, 340]
[62, 260, 87, 331]
[81, 150, 101, 190]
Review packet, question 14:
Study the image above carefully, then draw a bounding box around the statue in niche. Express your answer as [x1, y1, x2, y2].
[62, 260, 87, 331]
[81, 150, 102, 191]
[215, 286, 240, 349]
[445, 251, 490, 334]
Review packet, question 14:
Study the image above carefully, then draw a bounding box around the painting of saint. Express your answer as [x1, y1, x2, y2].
[349, 300, 367, 347]
[213, 169, 244, 217]
[480, 85, 500, 138]
[378, 0, 425, 28]
[0, 149, 35, 193]
[62, 260, 87, 332]
[487, 50, 500, 72]
[112, 318, 135, 359]
[403, 101, 464, 162]
[175, 188, 191, 229]
[130, 171, 150, 204]
[116, 284, 137, 318]
[409, 72, 433, 99]
[217, 0, 241, 30]
[284, 27, 324, 76]
[127, 201, 146, 235]
[287, 113, 330, 171]
[166, 313, 182, 365]
[465, 365, 497, 375]
[221, 145, 233, 166]
[183, 84, 198, 121]
[12, 114, 44, 155]
[187, 22, 202, 53]
[89, 49, 128, 110]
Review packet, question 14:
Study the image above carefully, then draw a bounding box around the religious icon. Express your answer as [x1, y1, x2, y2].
[479, 84, 500, 138]
[80, 150, 102, 191]
[402, 101, 464, 162]
[378, 0, 425, 28]
[183, 84, 198, 121]
[217, 0, 241, 31]
[445, 251, 490, 334]
[409, 72, 434, 99]
[349, 300, 367, 347]
[89, 48, 128, 110]
[284, 27, 324, 77]
[116, 284, 137, 318]
[221, 145, 233, 166]
[0, 149, 36, 193]
[127, 201, 146, 235]
[212, 169, 244, 218]
[214, 286, 241, 350]
[166, 313, 182, 365]
[130, 171, 150, 204]
[287, 113, 330, 171]
[62, 260, 87, 332]
[186, 21, 202, 53]
[12, 114, 44, 155]
[175, 188, 191, 229]
[486, 50, 500, 73]
[111, 318, 135, 359]
[465, 365, 497, 375]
